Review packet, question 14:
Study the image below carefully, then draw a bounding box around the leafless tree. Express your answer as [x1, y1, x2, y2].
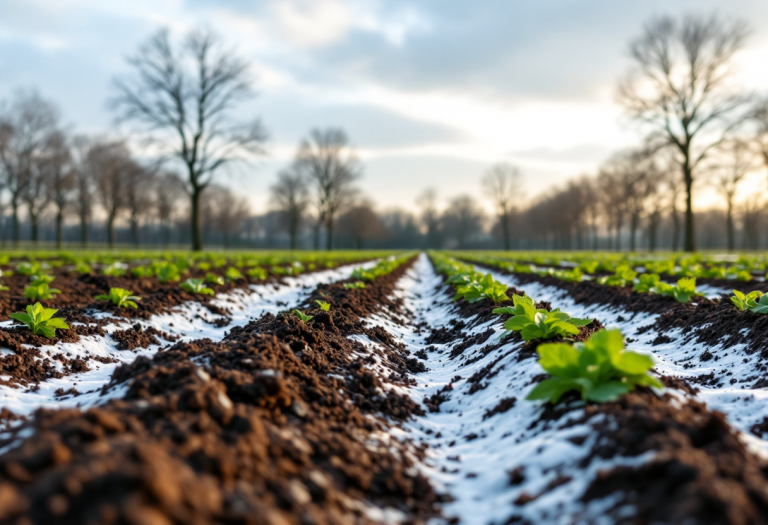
[295, 128, 360, 250]
[711, 139, 759, 251]
[202, 184, 250, 248]
[44, 131, 75, 248]
[0, 90, 59, 244]
[111, 27, 267, 251]
[417, 187, 440, 248]
[270, 165, 309, 250]
[482, 162, 522, 250]
[155, 171, 186, 247]
[337, 200, 384, 249]
[124, 164, 155, 247]
[618, 13, 751, 251]
[21, 146, 55, 244]
[89, 141, 132, 248]
[442, 195, 485, 249]
[70, 135, 94, 246]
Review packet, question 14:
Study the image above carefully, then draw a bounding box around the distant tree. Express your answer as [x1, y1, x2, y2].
[417, 187, 440, 248]
[337, 201, 383, 249]
[618, 13, 751, 251]
[111, 27, 267, 251]
[124, 164, 155, 247]
[295, 128, 360, 250]
[202, 184, 250, 248]
[0, 90, 59, 244]
[70, 136, 94, 247]
[711, 139, 758, 251]
[44, 131, 75, 248]
[155, 171, 186, 247]
[89, 141, 132, 248]
[442, 195, 485, 249]
[270, 165, 309, 250]
[482, 163, 522, 250]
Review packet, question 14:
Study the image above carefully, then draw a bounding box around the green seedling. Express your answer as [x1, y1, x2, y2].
[9, 302, 70, 339]
[527, 329, 662, 404]
[633, 273, 660, 293]
[205, 273, 225, 285]
[225, 267, 243, 282]
[344, 281, 366, 289]
[30, 273, 55, 284]
[247, 267, 268, 280]
[731, 290, 768, 314]
[453, 273, 509, 303]
[94, 288, 141, 309]
[75, 262, 92, 275]
[651, 277, 701, 303]
[597, 265, 637, 287]
[102, 263, 126, 277]
[315, 300, 331, 311]
[16, 261, 41, 276]
[493, 294, 591, 342]
[24, 282, 61, 301]
[180, 278, 214, 296]
[293, 309, 314, 322]
[156, 264, 181, 283]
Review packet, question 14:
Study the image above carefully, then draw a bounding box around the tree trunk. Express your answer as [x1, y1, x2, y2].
[629, 213, 639, 251]
[191, 187, 203, 251]
[289, 212, 298, 250]
[313, 217, 322, 250]
[683, 161, 695, 252]
[648, 213, 658, 252]
[30, 214, 39, 243]
[325, 216, 333, 251]
[671, 207, 680, 251]
[501, 211, 510, 250]
[726, 199, 734, 252]
[11, 197, 20, 246]
[80, 215, 88, 247]
[56, 208, 64, 249]
[107, 214, 116, 248]
[131, 217, 139, 247]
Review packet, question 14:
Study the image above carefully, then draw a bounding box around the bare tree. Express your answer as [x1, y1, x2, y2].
[270, 165, 309, 250]
[124, 164, 155, 247]
[202, 184, 250, 248]
[482, 162, 522, 250]
[71, 135, 94, 247]
[89, 141, 131, 248]
[111, 27, 267, 251]
[295, 128, 360, 250]
[22, 148, 54, 244]
[0, 90, 59, 244]
[618, 13, 751, 251]
[711, 139, 758, 251]
[442, 195, 485, 249]
[337, 201, 384, 249]
[417, 187, 440, 248]
[155, 171, 186, 247]
[44, 131, 75, 248]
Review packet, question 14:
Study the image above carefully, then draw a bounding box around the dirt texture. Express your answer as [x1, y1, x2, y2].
[0, 256, 444, 525]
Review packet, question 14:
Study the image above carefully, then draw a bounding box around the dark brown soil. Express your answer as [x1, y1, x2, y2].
[0, 256, 442, 525]
[111, 324, 179, 351]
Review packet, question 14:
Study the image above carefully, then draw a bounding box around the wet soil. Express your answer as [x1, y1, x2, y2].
[0, 256, 442, 525]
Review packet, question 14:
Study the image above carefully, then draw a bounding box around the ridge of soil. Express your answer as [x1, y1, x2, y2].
[0, 256, 443, 524]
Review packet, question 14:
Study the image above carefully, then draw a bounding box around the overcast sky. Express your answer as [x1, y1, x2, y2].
[2, 0, 768, 214]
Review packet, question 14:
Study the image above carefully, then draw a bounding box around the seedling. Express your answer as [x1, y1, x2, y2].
[156, 264, 181, 283]
[94, 288, 141, 309]
[527, 329, 662, 404]
[16, 261, 41, 276]
[205, 273, 225, 285]
[131, 266, 149, 278]
[75, 262, 92, 275]
[30, 273, 55, 284]
[247, 267, 268, 280]
[225, 267, 243, 282]
[633, 273, 660, 293]
[292, 309, 314, 322]
[731, 290, 768, 314]
[344, 281, 366, 290]
[651, 277, 701, 303]
[9, 303, 70, 339]
[315, 300, 331, 311]
[493, 294, 591, 342]
[597, 265, 637, 287]
[24, 282, 61, 301]
[454, 273, 509, 303]
[102, 263, 126, 277]
[180, 278, 214, 296]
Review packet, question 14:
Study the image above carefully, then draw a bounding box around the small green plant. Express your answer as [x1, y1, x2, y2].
[0, 282, 8, 292]
[493, 294, 591, 342]
[205, 273, 225, 285]
[24, 282, 61, 301]
[197, 262, 211, 272]
[180, 278, 214, 296]
[597, 265, 637, 287]
[344, 281, 366, 289]
[454, 273, 509, 303]
[9, 302, 70, 339]
[651, 277, 701, 303]
[131, 266, 149, 278]
[292, 309, 314, 322]
[527, 329, 662, 404]
[225, 267, 243, 282]
[731, 290, 768, 314]
[30, 273, 55, 284]
[75, 262, 92, 275]
[315, 300, 331, 311]
[247, 267, 268, 280]
[94, 288, 141, 309]
[102, 263, 127, 277]
[633, 273, 660, 293]
[156, 264, 181, 283]
[16, 261, 41, 276]
[579, 260, 599, 274]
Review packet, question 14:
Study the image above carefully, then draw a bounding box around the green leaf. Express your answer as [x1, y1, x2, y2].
[45, 318, 70, 329]
[586, 381, 630, 402]
[38, 327, 56, 339]
[9, 313, 32, 325]
[614, 351, 654, 375]
[537, 343, 580, 377]
[568, 317, 592, 327]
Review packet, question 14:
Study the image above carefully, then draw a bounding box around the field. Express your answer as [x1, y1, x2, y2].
[2, 249, 768, 524]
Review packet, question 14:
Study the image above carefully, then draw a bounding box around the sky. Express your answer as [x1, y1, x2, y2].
[2, 0, 768, 215]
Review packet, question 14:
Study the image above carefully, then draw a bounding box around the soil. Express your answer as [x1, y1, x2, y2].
[0, 255, 443, 525]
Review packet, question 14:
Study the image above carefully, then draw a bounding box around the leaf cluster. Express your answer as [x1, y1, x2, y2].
[95, 288, 141, 309]
[732, 290, 768, 314]
[24, 282, 61, 301]
[493, 294, 590, 342]
[180, 278, 214, 296]
[9, 303, 70, 339]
